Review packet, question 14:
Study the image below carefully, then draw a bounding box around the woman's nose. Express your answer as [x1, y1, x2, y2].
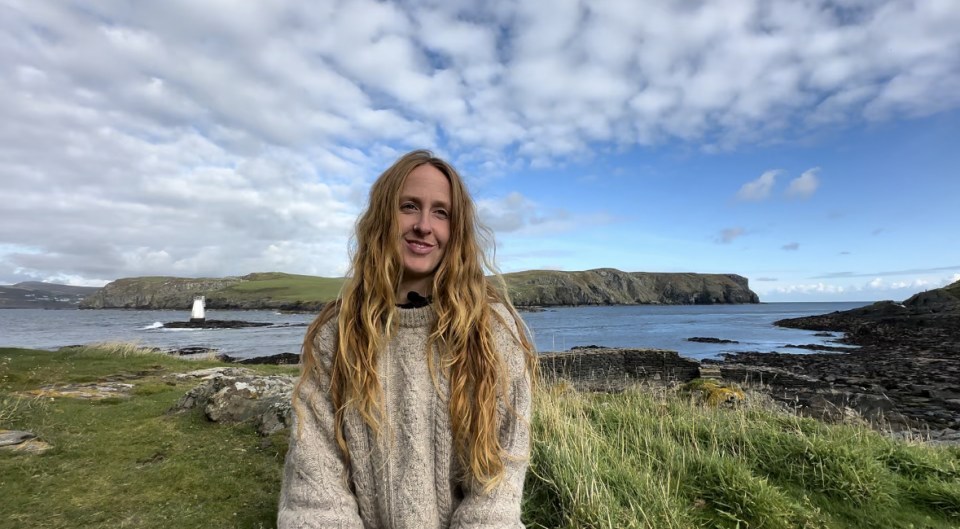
[415, 213, 432, 233]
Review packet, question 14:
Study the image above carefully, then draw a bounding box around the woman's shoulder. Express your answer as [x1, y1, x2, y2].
[306, 309, 340, 367]
[487, 302, 530, 374]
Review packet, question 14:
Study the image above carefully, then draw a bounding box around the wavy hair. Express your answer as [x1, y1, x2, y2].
[294, 149, 536, 490]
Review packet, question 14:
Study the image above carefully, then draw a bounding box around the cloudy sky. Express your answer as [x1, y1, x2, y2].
[3, 0, 959, 302]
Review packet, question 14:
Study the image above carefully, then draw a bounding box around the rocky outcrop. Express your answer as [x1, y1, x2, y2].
[504, 268, 759, 306]
[538, 346, 703, 391]
[171, 368, 295, 436]
[775, 279, 960, 336]
[224, 352, 301, 365]
[163, 320, 272, 329]
[711, 280, 960, 432]
[79, 276, 245, 309]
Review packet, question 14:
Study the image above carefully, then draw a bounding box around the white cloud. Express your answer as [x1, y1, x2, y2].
[476, 192, 612, 236]
[3, 1, 960, 283]
[786, 167, 821, 199]
[716, 227, 746, 244]
[736, 170, 780, 201]
[774, 282, 846, 295]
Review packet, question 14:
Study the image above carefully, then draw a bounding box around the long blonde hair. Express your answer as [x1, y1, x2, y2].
[295, 149, 536, 490]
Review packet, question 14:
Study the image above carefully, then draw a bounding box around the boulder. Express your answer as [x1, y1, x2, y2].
[172, 373, 295, 436]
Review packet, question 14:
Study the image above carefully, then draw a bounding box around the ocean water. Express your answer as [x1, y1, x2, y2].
[0, 302, 869, 361]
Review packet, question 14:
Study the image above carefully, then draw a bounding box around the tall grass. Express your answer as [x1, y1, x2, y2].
[523, 383, 960, 529]
[61, 341, 167, 358]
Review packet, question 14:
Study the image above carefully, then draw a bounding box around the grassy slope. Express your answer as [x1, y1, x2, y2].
[217, 272, 344, 303]
[944, 279, 960, 299]
[2, 347, 958, 529]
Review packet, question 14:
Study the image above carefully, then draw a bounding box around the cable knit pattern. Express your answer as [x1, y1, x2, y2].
[278, 303, 531, 529]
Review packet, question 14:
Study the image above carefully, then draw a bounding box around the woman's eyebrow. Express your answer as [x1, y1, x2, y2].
[399, 195, 450, 209]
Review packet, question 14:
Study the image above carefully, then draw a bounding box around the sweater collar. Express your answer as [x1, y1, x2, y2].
[396, 303, 435, 328]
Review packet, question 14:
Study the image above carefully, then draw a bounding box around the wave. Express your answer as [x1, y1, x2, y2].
[140, 322, 200, 332]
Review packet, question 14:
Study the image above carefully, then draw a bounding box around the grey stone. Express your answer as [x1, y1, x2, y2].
[172, 374, 295, 436]
[0, 430, 35, 447]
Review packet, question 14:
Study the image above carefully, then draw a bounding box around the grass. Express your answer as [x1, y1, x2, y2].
[216, 273, 344, 303]
[524, 384, 960, 528]
[2, 346, 959, 528]
[0, 345, 296, 529]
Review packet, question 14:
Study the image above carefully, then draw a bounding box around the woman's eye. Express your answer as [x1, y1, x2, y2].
[434, 209, 449, 220]
[400, 203, 417, 212]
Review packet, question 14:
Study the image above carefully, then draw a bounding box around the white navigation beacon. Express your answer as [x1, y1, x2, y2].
[190, 295, 206, 323]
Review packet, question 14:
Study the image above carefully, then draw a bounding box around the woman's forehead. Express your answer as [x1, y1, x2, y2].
[400, 165, 451, 202]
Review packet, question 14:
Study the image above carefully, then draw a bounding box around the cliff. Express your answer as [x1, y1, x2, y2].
[503, 268, 759, 306]
[79, 269, 759, 310]
[78, 272, 344, 310]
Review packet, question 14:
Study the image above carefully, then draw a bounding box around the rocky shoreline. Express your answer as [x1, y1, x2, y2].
[706, 282, 960, 439]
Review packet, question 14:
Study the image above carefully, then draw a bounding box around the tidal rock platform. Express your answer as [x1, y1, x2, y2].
[162, 320, 272, 329]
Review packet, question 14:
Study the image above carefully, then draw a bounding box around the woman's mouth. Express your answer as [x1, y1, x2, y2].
[405, 239, 435, 255]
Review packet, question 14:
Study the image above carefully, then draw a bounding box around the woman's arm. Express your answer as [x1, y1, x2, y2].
[277, 332, 364, 528]
[449, 309, 533, 529]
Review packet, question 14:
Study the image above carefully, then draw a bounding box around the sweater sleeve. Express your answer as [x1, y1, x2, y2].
[277, 327, 364, 529]
[449, 307, 533, 529]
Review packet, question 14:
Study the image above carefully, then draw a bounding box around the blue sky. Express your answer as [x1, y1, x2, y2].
[1, 1, 958, 302]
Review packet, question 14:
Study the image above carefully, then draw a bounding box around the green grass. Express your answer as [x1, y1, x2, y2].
[217, 272, 344, 303]
[0, 345, 296, 529]
[524, 385, 960, 528]
[2, 346, 959, 528]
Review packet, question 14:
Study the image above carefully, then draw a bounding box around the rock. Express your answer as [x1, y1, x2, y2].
[172, 373, 295, 436]
[687, 337, 739, 344]
[218, 352, 301, 365]
[681, 379, 744, 407]
[18, 382, 134, 400]
[170, 346, 218, 356]
[0, 430, 35, 447]
[782, 343, 853, 352]
[539, 347, 701, 391]
[171, 367, 254, 380]
[163, 320, 272, 329]
[257, 399, 294, 436]
[0, 430, 52, 454]
[715, 281, 960, 433]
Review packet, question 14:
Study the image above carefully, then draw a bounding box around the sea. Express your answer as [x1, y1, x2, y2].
[0, 302, 869, 361]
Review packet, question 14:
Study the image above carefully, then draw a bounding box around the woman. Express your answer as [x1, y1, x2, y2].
[278, 150, 537, 529]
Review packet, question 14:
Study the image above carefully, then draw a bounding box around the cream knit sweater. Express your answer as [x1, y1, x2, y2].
[277, 303, 532, 529]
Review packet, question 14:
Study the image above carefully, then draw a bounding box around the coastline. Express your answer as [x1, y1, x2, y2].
[704, 299, 960, 438]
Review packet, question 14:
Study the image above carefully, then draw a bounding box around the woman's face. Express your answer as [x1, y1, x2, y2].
[397, 164, 451, 294]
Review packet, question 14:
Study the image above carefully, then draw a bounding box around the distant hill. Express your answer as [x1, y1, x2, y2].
[503, 268, 758, 306]
[0, 282, 102, 309]
[79, 269, 759, 310]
